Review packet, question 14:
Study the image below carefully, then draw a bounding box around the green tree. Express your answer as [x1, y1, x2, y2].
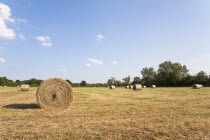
[132, 77, 141, 84]
[107, 77, 116, 86]
[195, 71, 208, 84]
[0, 77, 7, 86]
[157, 61, 189, 86]
[122, 76, 131, 86]
[80, 80, 87, 86]
[115, 80, 122, 86]
[141, 67, 156, 86]
[66, 79, 73, 86]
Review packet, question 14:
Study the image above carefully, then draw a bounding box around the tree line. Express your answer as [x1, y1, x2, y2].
[107, 61, 210, 87]
[0, 61, 209, 87]
[0, 77, 106, 87]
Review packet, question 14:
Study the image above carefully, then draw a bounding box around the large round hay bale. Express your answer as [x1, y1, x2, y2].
[129, 85, 133, 89]
[133, 84, 142, 90]
[109, 85, 116, 89]
[20, 84, 30, 91]
[36, 78, 73, 110]
[151, 85, 156, 88]
[192, 84, 203, 89]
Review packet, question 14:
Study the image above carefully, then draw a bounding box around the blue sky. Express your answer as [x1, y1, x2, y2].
[0, 0, 210, 83]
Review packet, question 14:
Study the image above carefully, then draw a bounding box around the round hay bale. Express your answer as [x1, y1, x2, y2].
[143, 86, 147, 88]
[4, 86, 7, 88]
[36, 78, 73, 110]
[133, 84, 142, 90]
[129, 85, 133, 89]
[151, 85, 156, 88]
[192, 84, 203, 89]
[109, 85, 115, 89]
[20, 84, 30, 91]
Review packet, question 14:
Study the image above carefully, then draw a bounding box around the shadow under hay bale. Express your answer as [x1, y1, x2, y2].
[3, 104, 41, 109]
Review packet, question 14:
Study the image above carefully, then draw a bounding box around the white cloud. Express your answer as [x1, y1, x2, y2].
[41, 42, 52, 47]
[36, 36, 50, 42]
[0, 3, 16, 40]
[56, 69, 67, 73]
[18, 34, 25, 40]
[96, 34, 104, 40]
[113, 61, 118, 64]
[86, 63, 91, 67]
[36, 36, 52, 47]
[0, 58, 6, 63]
[88, 58, 103, 64]
[15, 18, 28, 23]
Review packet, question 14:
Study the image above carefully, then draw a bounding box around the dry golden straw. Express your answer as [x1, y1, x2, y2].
[36, 78, 73, 109]
[20, 84, 30, 91]
[133, 84, 142, 90]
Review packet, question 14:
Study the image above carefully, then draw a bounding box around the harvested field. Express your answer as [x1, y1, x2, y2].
[0, 87, 210, 139]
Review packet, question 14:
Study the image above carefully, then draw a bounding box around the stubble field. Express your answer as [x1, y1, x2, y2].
[0, 87, 210, 140]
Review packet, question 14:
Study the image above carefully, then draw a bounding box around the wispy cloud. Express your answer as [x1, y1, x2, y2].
[88, 58, 103, 64]
[96, 34, 104, 41]
[41, 42, 52, 47]
[18, 34, 25, 40]
[35, 36, 50, 42]
[0, 3, 16, 40]
[15, 18, 28, 23]
[86, 63, 92, 67]
[113, 60, 118, 64]
[56, 69, 67, 73]
[0, 58, 6, 63]
[36, 36, 53, 47]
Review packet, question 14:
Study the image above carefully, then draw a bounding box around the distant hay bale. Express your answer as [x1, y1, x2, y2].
[125, 86, 129, 89]
[129, 85, 133, 89]
[36, 78, 73, 110]
[20, 84, 30, 91]
[17, 86, 20, 88]
[109, 85, 116, 89]
[143, 86, 147, 88]
[151, 85, 156, 88]
[4, 86, 7, 88]
[192, 84, 203, 89]
[133, 84, 142, 90]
